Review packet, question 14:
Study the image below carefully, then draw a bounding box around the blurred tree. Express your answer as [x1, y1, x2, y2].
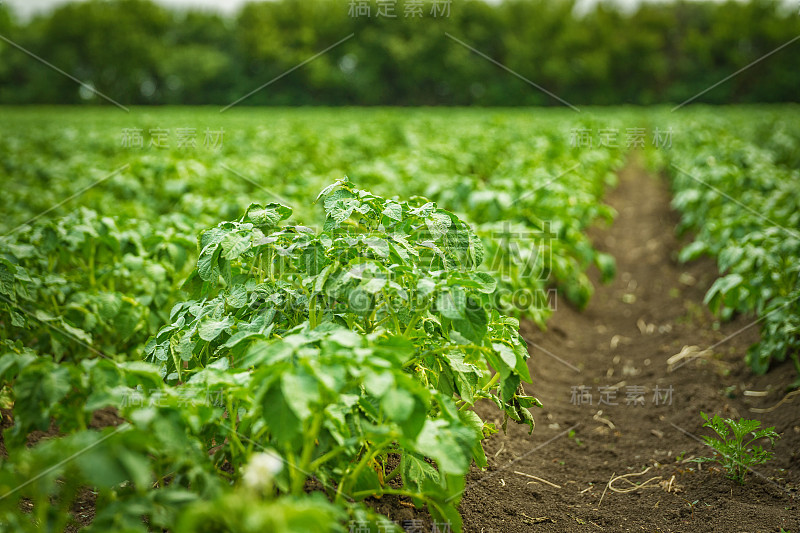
[0, 0, 797, 106]
[35, 0, 169, 103]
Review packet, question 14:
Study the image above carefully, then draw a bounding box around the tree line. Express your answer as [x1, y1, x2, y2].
[0, 0, 798, 106]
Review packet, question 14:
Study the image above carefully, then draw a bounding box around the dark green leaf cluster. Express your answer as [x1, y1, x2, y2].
[2, 0, 800, 106]
[424, 137, 620, 325]
[0, 336, 375, 532]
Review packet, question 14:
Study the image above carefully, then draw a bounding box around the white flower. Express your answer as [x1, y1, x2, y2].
[242, 451, 283, 491]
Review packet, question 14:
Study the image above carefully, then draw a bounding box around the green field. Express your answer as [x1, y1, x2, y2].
[1, 106, 799, 531]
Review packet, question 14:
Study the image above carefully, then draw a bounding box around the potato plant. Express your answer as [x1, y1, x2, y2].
[0, 180, 541, 532]
[141, 178, 539, 527]
[0, 209, 196, 360]
[664, 112, 800, 381]
[147, 177, 538, 428]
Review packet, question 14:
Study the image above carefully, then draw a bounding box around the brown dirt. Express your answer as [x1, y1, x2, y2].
[0, 407, 122, 531]
[457, 157, 800, 532]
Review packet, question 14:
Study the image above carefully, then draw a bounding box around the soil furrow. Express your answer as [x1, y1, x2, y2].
[458, 157, 799, 533]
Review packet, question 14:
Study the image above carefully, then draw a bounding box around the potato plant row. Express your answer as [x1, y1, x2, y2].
[659, 109, 800, 382]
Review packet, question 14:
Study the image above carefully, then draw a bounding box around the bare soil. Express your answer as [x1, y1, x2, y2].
[455, 158, 800, 532]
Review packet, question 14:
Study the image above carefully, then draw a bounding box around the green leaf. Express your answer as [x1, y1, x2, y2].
[437, 288, 466, 320]
[197, 245, 221, 282]
[364, 237, 390, 259]
[14, 363, 71, 434]
[226, 286, 248, 308]
[416, 419, 469, 475]
[426, 212, 452, 240]
[363, 371, 393, 398]
[362, 277, 386, 294]
[198, 317, 233, 342]
[452, 302, 487, 343]
[221, 232, 251, 260]
[428, 488, 464, 533]
[381, 388, 415, 422]
[402, 451, 440, 492]
[595, 252, 616, 283]
[244, 203, 292, 228]
[282, 371, 319, 421]
[679, 241, 707, 263]
[470, 272, 497, 294]
[514, 343, 532, 383]
[315, 180, 344, 203]
[459, 410, 488, 468]
[492, 343, 517, 374]
[382, 202, 403, 221]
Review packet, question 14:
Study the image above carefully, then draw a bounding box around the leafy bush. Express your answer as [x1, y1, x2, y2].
[0, 179, 541, 531]
[147, 177, 538, 429]
[0, 209, 196, 360]
[666, 112, 800, 381]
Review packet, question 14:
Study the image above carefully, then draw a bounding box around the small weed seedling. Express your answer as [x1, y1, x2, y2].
[568, 429, 583, 446]
[692, 412, 779, 484]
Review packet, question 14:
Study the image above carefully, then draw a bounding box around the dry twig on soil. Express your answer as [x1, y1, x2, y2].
[513, 471, 562, 489]
[608, 467, 662, 493]
[749, 390, 800, 413]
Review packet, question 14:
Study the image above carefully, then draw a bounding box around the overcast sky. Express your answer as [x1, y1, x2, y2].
[4, 0, 742, 20]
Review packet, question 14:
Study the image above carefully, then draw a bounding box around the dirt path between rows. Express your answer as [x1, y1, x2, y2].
[457, 157, 800, 532]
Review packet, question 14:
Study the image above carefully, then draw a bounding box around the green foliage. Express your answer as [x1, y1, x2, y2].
[0, 365, 225, 531]
[140, 181, 536, 526]
[0, 107, 629, 530]
[692, 412, 779, 484]
[424, 134, 620, 322]
[664, 109, 800, 379]
[1, 0, 799, 105]
[174, 493, 347, 533]
[147, 178, 536, 429]
[0, 208, 196, 360]
[0, 179, 548, 532]
[9, 102, 799, 529]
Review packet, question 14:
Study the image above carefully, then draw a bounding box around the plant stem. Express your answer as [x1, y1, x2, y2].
[267, 248, 275, 282]
[309, 446, 346, 472]
[88, 239, 96, 288]
[336, 440, 390, 504]
[350, 487, 425, 501]
[226, 397, 247, 458]
[384, 462, 402, 483]
[286, 448, 300, 496]
[293, 412, 324, 495]
[403, 310, 424, 337]
[481, 371, 501, 391]
[308, 294, 317, 328]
